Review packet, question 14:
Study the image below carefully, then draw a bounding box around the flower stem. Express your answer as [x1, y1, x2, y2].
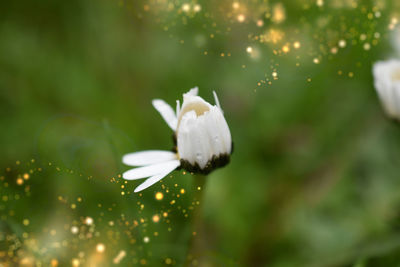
[185, 174, 207, 266]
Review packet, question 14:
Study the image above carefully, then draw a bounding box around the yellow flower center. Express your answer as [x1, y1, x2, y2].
[179, 102, 210, 117]
[392, 68, 400, 81]
[176, 100, 210, 140]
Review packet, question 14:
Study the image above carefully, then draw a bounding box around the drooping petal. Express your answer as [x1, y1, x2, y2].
[122, 150, 177, 166]
[123, 160, 180, 180]
[133, 160, 180, 192]
[152, 99, 178, 131]
[133, 173, 166, 193]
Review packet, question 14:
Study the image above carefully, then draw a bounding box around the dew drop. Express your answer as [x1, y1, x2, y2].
[196, 153, 202, 161]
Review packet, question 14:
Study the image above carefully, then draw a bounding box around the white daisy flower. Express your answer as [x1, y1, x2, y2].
[372, 60, 400, 120]
[122, 87, 232, 192]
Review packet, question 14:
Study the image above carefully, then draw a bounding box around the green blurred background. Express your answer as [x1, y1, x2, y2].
[2, 0, 400, 266]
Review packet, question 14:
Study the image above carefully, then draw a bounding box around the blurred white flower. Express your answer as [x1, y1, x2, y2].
[373, 60, 400, 120]
[122, 87, 232, 192]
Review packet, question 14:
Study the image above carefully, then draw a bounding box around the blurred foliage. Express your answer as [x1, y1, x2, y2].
[1, 0, 400, 266]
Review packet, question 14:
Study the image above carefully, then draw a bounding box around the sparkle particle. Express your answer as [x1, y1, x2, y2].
[85, 217, 93, 225]
[338, 39, 347, 48]
[272, 3, 286, 24]
[155, 192, 164, 200]
[51, 259, 58, 267]
[282, 45, 290, 53]
[113, 250, 126, 264]
[182, 3, 190, 12]
[96, 243, 105, 253]
[193, 4, 201, 12]
[363, 43, 371, 50]
[152, 214, 160, 223]
[71, 226, 79, 234]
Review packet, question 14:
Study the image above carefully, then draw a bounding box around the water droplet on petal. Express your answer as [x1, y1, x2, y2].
[196, 153, 202, 161]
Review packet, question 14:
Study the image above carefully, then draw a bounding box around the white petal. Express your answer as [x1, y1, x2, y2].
[133, 160, 180, 192]
[177, 105, 232, 169]
[122, 150, 177, 166]
[123, 160, 180, 180]
[191, 115, 212, 169]
[393, 83, 400, 116]
[203, 109, 223, 156]
[178, 112, 213, 169]
[213, 91, 222, 111]
[152, 99, 177, 131]
[178, 95, 212, 126]
[177, 111, 197, 164]
[134, 173, 166, 193]
[204, 107, 231, 156]
[213, 107, 232, 154]
[373, 60, 400, 118]
[391, 25, 400, 56]
[176, 100, 181, 117]
[187, 87, 198, 96]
